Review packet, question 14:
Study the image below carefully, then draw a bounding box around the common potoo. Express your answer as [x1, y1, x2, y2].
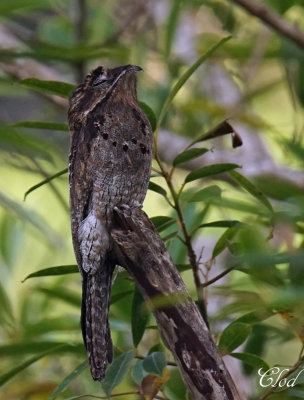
[68, 65, 152, 381]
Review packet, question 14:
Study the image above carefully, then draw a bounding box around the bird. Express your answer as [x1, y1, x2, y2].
[68, 64, 153, 381]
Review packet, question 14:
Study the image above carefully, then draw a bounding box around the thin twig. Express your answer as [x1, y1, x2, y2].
[154, 150, 209, 326]
[231, 0, 304, 49]
[136, 354, 177, 367]
[201, 266, 235, 288]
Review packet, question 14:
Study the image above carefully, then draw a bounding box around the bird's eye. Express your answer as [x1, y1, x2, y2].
[92, 74, 108, 87]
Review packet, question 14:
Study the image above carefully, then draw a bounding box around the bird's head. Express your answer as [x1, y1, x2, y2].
[68, 65, 143, 124]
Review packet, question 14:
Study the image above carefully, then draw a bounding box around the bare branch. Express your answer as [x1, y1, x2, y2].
[231, 0, 304, 49]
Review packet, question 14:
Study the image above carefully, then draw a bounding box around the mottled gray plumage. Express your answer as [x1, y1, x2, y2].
[68, 65, 152, 380]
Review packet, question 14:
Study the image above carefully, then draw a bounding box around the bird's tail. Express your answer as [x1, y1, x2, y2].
[81, 260, 114, 381]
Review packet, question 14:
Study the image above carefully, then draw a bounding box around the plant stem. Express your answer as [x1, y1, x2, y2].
[154, 150, 208, 326]
[136, 354, 177, 366]
[201, 266, 235, 288]
[257, 345, 304, 400]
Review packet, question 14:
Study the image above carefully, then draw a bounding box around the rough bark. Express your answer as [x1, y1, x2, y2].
[110, 206, 241, 400]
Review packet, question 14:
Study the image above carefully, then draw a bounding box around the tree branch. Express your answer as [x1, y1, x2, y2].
[231, 0, 304, 49]
[110, 206, 241, 400]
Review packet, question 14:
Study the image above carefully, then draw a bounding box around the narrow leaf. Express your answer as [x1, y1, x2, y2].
[11, 121, 68, 131]
[212, 225, 240, 258]
[192, 120, 242, 148]
[0, 125, 53, 160]
[173, 148, 209, 167]
[228, 170, 273, 213]
[111, 289, 134, 304]
[143, 352, 166, 376]
[20, 78, 75, 98]
[0, 0, 50, 15]
[148, 182, 167, 198]
[219, 322, 252, 355]
[0, 190, 59, 246]
[49, 360, 88, 399]
[0, 345, 66, 386]
[188, 185, 221, 202]
[158, 36, 231, 125]
[235, 310, 273, 325]
[150, 216, 176, 233]
[24, 168, 68, 200]
[24, 317, 79, 337]
[165, 0, 183, 57]
[22, 265, 78, 282]
[0, 280, 14, 327]
[231, 352, 269, 371]
[132, 288, 149, 347]
[37, 287, 81, 308]
[102, 350, 134, 396]
[185, 163, 240, 183]
[0, 342, 83, 357]
[198, 220, 240, 228]
[176, 264, 192, 272]
[139, 102, 157, 132]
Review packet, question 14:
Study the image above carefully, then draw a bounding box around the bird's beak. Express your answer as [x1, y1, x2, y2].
[126, 65, 143, 73]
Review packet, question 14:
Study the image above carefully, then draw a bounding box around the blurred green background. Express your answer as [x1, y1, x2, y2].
[1, 0, 304, 399]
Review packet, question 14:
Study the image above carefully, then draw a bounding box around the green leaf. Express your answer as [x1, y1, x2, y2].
[188, 185, 222, 202]
[231, 352, 269, 371]
[0, 342, 83, 357]
[148, 181, 167, 198]
[158, 35, 231, 126]
[173, 148, 209, 167]
[12, 121, 68, 131]
[102, 350, 134, 396]
[24, 42, 129, 62]
[139, 102, 157, 131]
[185, 163, 240, 183]
[0, 0, 50, 15]
[165, 0, 183, 57]
[111, 289, 134, 304]
[219, 322, 252, 355]
[132, 359, 147, 385]
[235, 311, 273, 325]
[197, 220, 240, 228]
[24, 317, 79, 337]
[228, 170, 273, 213]
[49, 360, 88, 399]
[0, 43, 128, 63]
[0, 190, 60, 246]
[132, 288, 149, 347]
[0, 345, 66, 386]
[22, 265, 78, 282]
[20, 78, 75, 98]
[176, 264, 192, 272]
[0, 125, 54, 161]
[212, 225, 240, 258]
[142, 352, 166, 376]
[24, 168, 68, 200]
[37, 287, 81, 308]
[0, 280, 14, 327]
[150, 216, 176, 232]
